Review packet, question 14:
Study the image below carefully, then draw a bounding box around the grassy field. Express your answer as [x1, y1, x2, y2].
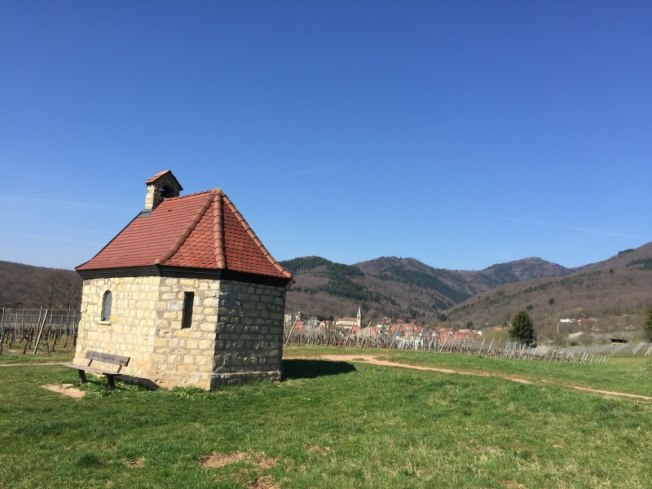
[287, 346, 652, 397]
[0, 347, 650, 488]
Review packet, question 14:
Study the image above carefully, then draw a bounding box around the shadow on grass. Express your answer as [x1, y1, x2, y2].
[282, 359, 357, 380]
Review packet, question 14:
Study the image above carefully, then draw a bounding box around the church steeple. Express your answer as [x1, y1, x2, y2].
[356, 305, 361, 328]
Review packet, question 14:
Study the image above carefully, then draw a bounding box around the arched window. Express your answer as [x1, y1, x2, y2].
[101, 290, 112, 322]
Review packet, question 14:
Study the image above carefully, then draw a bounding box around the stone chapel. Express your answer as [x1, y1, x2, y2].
[74, 170, 293, 390]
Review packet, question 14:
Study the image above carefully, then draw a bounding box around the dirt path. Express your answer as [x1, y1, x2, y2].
[4, 356, 651, 402]
[42, 383, 85, 399]
[288, 354, 652, 402]
[0, 362, 65, 367]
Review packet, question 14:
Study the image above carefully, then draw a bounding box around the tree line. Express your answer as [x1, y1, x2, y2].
[0, 261, 81, 309]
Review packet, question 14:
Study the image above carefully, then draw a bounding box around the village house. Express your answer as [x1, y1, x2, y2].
[73, 170, 293, 390]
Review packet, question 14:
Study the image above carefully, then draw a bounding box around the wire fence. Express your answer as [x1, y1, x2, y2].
[563, 341, 652, 356]
[283, 321, 625, 365]
[2, 307, 647, 363]
[0, 308, 80, 355]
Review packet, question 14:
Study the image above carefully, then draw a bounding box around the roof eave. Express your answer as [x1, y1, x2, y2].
[77, 265, 292, 287]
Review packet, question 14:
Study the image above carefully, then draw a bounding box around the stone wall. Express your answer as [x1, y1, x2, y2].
[75, 276, 286, 390]
[74, 276, 161, 381]
[212, 280, 286, 388]
[151, 277, 219, 389]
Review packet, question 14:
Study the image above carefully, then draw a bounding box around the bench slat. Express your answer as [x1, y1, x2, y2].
[64, 363, 120, 376]
[86, 351, 130, 366]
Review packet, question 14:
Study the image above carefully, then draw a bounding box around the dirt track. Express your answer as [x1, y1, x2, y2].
[288, 354, 652, 402]
[4, 356, 651, 402]
[0, 362, 64, 367]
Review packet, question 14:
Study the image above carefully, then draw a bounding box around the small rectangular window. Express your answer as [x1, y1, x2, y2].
[181, 292, 194, 329]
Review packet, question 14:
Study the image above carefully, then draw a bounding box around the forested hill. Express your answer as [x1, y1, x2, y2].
[0, 261, 81, 309]
[282, 255, 573, 322]
[445, 242, 652, 334]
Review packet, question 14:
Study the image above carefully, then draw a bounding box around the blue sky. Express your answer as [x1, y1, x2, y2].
[1, 1, 651, 271]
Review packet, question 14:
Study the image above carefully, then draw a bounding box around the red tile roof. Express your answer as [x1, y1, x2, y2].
[76, 189, 292, 282]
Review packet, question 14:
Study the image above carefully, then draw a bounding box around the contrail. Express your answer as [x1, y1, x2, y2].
[472, 212, 650, 241]
[0, 196, 134, 212]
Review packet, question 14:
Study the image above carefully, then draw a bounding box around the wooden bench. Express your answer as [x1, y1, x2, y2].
[65, 351, 130, 390]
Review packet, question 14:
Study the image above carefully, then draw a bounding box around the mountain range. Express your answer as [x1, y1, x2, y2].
[2, 242, 651, 339]
[282, 242, 652, 335]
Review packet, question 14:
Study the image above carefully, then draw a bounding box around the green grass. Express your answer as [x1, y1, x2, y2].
[391, 351, 652, 397]
[0, 351, 74, 364]
[0, 351, 650, 488]
[287, 346, 652, 397]
[0, 344, 75, 364]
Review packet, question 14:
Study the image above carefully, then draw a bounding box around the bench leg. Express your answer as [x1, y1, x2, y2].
[77, 369, 87, 384]
[106, 374, 116, 391]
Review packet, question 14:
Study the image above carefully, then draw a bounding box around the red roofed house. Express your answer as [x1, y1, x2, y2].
[74, 170, 293, 390]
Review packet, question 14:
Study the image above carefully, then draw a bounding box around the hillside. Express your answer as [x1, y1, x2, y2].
[283, 255, 572, 322]
[0, 261, 81, 309]
[5, 241, 652, 338]
[445, 243, 652, 337]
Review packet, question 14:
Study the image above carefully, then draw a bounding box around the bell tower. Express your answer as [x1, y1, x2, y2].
[143, 170, 183, 212]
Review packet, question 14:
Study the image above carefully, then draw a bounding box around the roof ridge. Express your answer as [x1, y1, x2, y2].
[155, 192, 214, 265]
[163, 189, 213, 201]
[222, 194, 293, 279]
[212, 189, 226, 269]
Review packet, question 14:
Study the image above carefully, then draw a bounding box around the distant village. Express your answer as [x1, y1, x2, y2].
[284, 307, 482, 348]
[284, 307, 643, 348]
